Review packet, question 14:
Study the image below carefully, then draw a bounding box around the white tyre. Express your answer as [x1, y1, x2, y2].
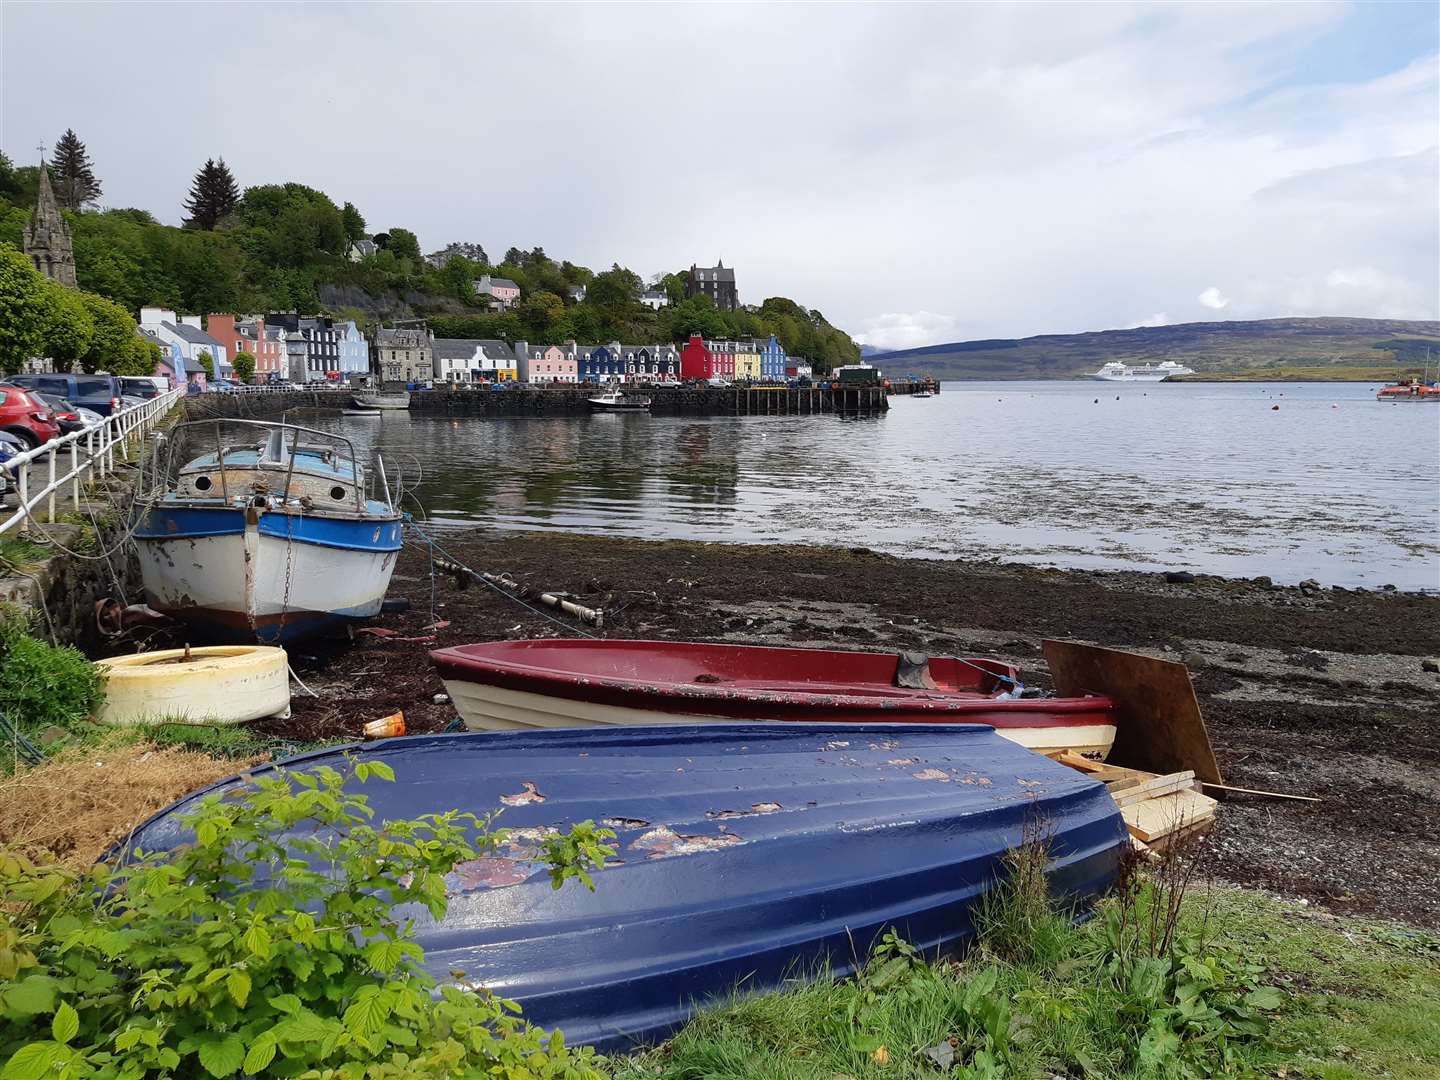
[96, 645, 291, 726]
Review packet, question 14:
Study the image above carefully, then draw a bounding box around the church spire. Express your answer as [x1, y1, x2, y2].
[24, 158, 78, 288]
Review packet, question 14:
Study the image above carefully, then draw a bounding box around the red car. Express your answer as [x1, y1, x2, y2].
[0, 383, 61, 448]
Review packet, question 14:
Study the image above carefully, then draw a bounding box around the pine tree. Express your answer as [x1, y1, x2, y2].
[50, 129, 101, 209]
[183, 158, 240, 230]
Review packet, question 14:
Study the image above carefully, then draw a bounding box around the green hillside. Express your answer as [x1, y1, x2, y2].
[869, 318, 1440, 380]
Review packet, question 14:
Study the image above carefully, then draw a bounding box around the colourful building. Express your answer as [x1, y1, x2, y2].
[520, 343, 576, 383]
[681, 334, 713, 381]
[734, 341, 761, 382]
[759, 334, 788, 381]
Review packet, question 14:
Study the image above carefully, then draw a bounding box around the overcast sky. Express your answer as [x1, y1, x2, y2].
[3, 1, 1436, 349]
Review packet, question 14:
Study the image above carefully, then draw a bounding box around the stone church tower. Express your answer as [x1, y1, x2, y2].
[24, 162, 78, 288]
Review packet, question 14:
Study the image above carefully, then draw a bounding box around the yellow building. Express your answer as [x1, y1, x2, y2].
[734, 342, 761, 382]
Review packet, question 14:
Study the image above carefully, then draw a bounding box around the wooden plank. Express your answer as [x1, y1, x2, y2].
[1200, 782, 1320, 804]
[1121, 789, 1217, 842]
[1051, 750, 1106, 773]
[1111, 771, 1196, 807]
[1042, 640, 1223, 785]
[1144, 818, 1216, 855]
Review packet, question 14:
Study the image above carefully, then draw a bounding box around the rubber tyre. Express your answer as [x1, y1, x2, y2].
[95, 645, 291, 726]
[2, 427, 39, 449]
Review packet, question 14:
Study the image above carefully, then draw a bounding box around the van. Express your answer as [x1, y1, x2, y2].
[118, 376, 167, 400]
[8, 373, 122, 415]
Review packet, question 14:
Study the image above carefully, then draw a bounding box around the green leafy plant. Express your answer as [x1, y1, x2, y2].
[0, 763, 615, 1078]
[0, 608, 103, 735]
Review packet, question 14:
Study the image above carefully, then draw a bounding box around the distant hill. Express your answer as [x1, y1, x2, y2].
[865, 317, 1440, 380]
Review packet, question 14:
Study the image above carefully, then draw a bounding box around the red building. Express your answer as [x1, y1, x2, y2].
[680, 333, 713, 381]
[205, 314, 286, 381]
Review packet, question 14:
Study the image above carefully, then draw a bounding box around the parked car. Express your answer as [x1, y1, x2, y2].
[33, 392, 93, 435]
[7, 373, 122, 416]
[117, 376, 166, 400]
[0, 430, 26, 496]
[0, 384, 61, 448]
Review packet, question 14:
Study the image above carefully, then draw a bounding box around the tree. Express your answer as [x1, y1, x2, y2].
[0, 248, 53, 374]
[341, 201, 366, 245]
[110, 335, 160, 377]
[50, 129, 102, 209]
[39, 282, 94, 372]
[587, 266, 642, 311]
[386, 227, 421, 262]
[232, 350, 256, 382]
[196, 349, 215, 380]
[183, 158, 241, 230]
[78, 292, 142, 375]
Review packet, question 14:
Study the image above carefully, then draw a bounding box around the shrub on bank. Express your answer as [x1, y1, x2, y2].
[0, 764, 614, 1079]
[0, 608, 103, 736]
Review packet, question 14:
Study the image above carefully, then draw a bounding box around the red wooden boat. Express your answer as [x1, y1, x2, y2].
[430, 639, 1119, 756]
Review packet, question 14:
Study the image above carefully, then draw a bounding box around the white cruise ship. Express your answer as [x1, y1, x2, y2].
[1089, 360, 1194, 382]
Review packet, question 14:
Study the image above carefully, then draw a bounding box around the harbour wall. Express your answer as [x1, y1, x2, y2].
[182, 384, 889, 419]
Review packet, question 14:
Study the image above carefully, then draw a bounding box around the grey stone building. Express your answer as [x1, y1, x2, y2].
[372, 326, 435, 384]
[685, 261, 738, 311]
[24, 162, 77, 288]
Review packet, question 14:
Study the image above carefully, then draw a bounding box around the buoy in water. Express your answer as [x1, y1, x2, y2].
[1271, 404, 1280, 411]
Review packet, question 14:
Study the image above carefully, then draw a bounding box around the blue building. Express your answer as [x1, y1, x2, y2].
[759, 334, 788, 382]
[581, 342, 681, 384]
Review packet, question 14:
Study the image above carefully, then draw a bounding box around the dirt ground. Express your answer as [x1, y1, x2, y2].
[249, 530, 1440, 927]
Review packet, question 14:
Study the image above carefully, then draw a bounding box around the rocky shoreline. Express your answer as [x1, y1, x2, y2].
[253, 530, 1440, 926]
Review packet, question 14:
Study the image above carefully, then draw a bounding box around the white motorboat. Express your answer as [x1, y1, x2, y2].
[134, 420, 402, 644]
[352, 390, 412, 410]
[1089, 361, 1194, 382]
[587, 389, 652, 412]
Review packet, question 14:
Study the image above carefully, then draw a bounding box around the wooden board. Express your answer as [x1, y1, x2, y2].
[1043, 640, 1223, 785]
[1121, 789, 1217, 842]
[1111, 771, 1196, 807]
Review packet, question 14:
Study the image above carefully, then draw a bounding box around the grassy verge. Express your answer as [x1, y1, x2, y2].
[613, 882, 1439, 1079]
[1172, 365, 1426, 383]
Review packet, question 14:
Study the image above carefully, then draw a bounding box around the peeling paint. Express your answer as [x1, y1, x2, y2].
[912, 768, 951, 782]
[869, 740, 902, 751]
[500, 781, 546, 806]
[450, 856, 532, 891]
[705, 801, 782, 819]
[632, 825, 745, 858]
[824, 740, 851, 750]
[885, 758, 918, 766]
[601, 817, 651, 830]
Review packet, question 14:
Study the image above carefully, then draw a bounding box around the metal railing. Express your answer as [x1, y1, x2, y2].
[0, 386, 187, 537]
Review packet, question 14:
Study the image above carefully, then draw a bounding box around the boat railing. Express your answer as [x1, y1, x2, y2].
[157, 418, 388, 516]
[0, 385, 187, 538]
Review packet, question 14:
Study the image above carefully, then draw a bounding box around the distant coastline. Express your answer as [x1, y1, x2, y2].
[1168, 365, 1423, 383]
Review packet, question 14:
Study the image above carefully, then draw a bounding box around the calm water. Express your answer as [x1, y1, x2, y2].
[317, 382, 1440, 590]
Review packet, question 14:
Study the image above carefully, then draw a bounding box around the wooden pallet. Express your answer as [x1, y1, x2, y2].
[1047, 751, 1216, 850]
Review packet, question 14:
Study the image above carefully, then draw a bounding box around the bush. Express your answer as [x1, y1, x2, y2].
[0, 610, 103, 734]
[0, 763, 615, 1078]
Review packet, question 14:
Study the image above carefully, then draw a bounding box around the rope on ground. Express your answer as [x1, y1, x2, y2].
[405, 522, 602, 640]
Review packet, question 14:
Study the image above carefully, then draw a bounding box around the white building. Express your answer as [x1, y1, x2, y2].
[638, 288, 668, 310]
[335, 320, 370, 378]
[139, 307, 230, 376]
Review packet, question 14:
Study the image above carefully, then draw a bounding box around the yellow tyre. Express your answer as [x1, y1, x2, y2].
[95, 645, 291, 726]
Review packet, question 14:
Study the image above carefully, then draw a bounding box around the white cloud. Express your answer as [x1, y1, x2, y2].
[1126, 313, 1171, 328]
[1198, 288, 1231, 310]
[854, 312, 959, 352]
[0, 4, 1434, 340]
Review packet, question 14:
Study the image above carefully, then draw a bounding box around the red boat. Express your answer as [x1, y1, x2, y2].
[430, 639, 1119, 757]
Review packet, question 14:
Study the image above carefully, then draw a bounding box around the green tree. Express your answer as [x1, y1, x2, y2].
[39, 282, 94, 373]
[0, 247, 52, 374]
[386, 227, 421, 262]
[660, 271, 687, 306]
[341, 201, 366, 244]
[516, 291, 566, 337]
[183, 158, 241, 230]
[196, 349, 215, 380]
[49, 128, 101, 209]
[232, 349, 256, 382]
[78, 292, 142, 376]
[111, 334, 160, 377]
[587, 266, 642, 311]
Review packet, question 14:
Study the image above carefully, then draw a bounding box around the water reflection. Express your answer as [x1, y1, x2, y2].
[315, 382, 1440, 589]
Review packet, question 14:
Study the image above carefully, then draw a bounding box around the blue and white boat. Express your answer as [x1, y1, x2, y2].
[134, 420, 403, 643]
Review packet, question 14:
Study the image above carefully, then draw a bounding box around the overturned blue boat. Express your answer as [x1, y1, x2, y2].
[119, 724, 1126, 1051]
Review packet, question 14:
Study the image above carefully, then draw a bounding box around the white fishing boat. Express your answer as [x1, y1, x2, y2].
[587, 388, 652, 412]
[134, 420, 403, 644]
[352, 390, 412, 410]
[1089, 361, 1194, 382]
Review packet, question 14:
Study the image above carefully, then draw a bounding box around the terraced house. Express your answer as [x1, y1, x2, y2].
[518, 343, 578, 384]
[372, 326, 435, 384]
[580, 342, 681, 384]
[432, 339, 518, 382]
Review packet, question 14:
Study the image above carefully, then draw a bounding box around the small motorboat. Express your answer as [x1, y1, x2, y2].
[352, 390, 412, 410]
[587, 388, 651, 412]
[430, 639, 1118, 756]
[1375, 379, 1439, 401]
[115, 724, 1125, 1050]
[911, 389, 934, 398]
[134, 420, 403, 643]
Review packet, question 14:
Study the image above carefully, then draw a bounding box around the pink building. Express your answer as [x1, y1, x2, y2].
[474, 274, 521, 308]
[206, 314, 286, 381]
[522, 343, 576, 383]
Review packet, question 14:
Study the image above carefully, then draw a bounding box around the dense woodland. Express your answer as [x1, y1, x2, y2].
[0, 141, 860, 372]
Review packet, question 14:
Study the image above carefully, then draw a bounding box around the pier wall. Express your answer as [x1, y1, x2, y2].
[181, 385, 889, 420]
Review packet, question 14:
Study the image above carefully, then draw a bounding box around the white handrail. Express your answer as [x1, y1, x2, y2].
[0, 385, 187, 537]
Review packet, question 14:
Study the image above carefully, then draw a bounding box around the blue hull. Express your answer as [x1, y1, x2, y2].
[117, 724, 1126, 1051]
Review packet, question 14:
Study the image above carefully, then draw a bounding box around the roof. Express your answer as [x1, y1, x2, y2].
[691, 265, 736, 282]
[164, 322, 223, 349]
[374, 328, 430, 348]
[433, 338, 514, 361]
[484, 277, 520, 291]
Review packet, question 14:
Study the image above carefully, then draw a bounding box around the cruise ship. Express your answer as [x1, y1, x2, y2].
[1089, 360, 1194, 382]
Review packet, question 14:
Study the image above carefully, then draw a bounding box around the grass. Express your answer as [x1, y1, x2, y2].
[1173, 365, 1427, 383]
[0, 537, 51, 575]
[611, 878, 1440, 1080]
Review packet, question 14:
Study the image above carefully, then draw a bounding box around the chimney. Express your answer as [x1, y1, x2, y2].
[181, 314, 203, 330]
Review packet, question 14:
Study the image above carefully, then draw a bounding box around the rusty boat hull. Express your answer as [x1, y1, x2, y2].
[115, 724, 1127, 1051]
[431, 639, 1120, 756]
